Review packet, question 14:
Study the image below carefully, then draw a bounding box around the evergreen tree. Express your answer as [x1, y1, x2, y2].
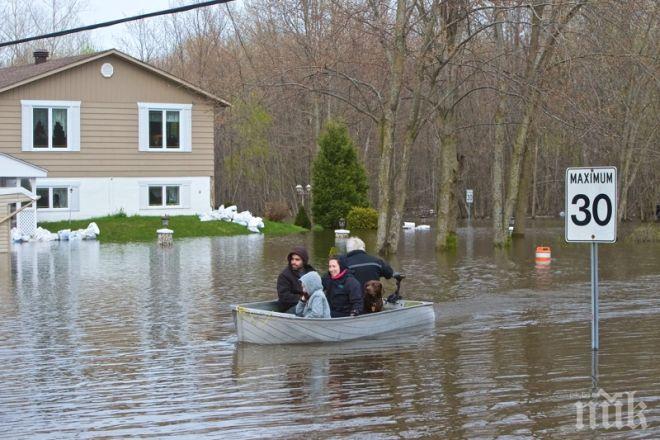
[294, 206, 312, 229]
[312, 121, 369, 228]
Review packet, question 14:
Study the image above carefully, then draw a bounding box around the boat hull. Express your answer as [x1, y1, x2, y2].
[232, 300, 436, 345]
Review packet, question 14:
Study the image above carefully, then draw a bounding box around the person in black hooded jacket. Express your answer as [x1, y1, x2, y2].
[323, 256, 363, 318]
[276, 246, 314, 313]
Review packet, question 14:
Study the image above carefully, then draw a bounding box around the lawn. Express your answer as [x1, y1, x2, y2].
[39, 214, 307, 243]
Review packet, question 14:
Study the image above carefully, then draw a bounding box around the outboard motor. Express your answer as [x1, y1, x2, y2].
[386, 273, 405, 304]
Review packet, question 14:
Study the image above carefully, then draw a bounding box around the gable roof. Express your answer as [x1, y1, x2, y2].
[0, 49, 230, 106]
[0, 53, 97, 90]
[0, 153, 48, 178]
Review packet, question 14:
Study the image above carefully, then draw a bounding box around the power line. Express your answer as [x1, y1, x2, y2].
[0, 0, 235, 49]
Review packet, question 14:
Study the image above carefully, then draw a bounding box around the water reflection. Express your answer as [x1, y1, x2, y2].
[1, 222, 659, 438]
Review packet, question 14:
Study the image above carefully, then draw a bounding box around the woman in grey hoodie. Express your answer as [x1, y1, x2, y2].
[295, 271, 331, 319]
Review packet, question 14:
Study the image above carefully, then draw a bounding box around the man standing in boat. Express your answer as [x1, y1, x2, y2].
[341, 237, 394, 288]
[276, 246, 315, 313]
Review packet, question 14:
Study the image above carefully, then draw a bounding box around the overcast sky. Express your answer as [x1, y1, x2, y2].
[79, 0, 240, 50]
[79, 0, 172, 49]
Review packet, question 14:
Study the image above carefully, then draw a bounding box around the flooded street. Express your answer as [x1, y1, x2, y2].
[1, 221, 659, 438]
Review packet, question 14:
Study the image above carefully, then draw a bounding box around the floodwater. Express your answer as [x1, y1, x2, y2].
[0, 220, 658, 439]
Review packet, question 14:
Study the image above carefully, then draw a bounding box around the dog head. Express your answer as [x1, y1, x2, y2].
[364, 280, 383, 299]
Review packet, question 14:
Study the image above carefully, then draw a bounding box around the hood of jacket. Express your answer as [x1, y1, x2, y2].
[300, 271, 323, 294]
[288, 246, 310, 266]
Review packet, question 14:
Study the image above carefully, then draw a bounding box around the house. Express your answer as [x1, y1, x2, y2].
[0, 49, 228, 235]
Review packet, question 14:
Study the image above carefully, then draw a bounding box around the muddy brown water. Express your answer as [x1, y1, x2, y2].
[0, 220, 658, 438]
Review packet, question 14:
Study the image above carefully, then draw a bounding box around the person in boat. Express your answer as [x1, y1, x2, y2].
[324, 256, 363, 317]
[341, 237, 394, 289]
[295, 271, 331, 319]
[277, 246, 314, 313]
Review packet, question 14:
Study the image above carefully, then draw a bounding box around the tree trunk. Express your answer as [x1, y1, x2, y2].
[436, 115, 459, 251]
[502, 90, 540, 238]
[375, 0, 407, 255]
[500, 1, 585, 239]
[618, 76, 645, 222]
[531, 138, 539, 219]
[492, 4, 507, 246]
[386, 130, 414, 252]
[513, 136, 534, 237]
[376, 116, 395, 253]
[385, 6, 434, 252]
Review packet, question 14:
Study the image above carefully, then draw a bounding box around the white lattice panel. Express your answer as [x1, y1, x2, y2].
[17, 208, 37, 236]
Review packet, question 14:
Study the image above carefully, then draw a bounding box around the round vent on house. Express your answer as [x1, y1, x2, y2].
[101, 63, 114, 78]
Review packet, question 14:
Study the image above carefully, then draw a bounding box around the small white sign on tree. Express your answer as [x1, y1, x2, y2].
[565, 167, 617, 243]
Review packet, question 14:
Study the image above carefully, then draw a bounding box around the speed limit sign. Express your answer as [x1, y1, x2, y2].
[566, 166, 617, 351]
[565, 167, 617, 243]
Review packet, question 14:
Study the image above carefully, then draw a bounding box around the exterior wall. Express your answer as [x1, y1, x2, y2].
[35, 176, 212, 222]
[0, 201, 10, 253]
[0, 54, 216, 178]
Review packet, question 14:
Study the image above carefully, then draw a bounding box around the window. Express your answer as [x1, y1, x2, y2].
[21, 100, 80, 151]
[139, 181, 190, 210]
[36, 187, 49, 209]
[148, 185, 180, 207]
[138, 103, 191, 152]
[32, 107, 68, 149]
[36, 187, 69, 209]
[148, 110, 181, 149]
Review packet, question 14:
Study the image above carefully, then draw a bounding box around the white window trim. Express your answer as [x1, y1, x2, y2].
[21, 100, 81, 152]
[148, 185, 181, 208]
[137, 102, 192, 152]
[139, 181, 191, 210]
[35, 182, 80, 212]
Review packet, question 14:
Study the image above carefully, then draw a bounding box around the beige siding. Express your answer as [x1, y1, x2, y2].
[0, 55, 218, 177]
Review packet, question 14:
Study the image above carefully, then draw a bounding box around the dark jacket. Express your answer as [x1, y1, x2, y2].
[323, 271, 363, 318]
[340, 250, 394, 289]
[276, 246, 314, 312]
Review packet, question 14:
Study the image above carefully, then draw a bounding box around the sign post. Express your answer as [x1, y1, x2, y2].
[565, 167, 617, 351]
[466, 189, 473, 221]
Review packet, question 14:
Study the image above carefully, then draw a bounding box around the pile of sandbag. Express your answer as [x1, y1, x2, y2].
[199, 205, 265, 233]
[11, 222, 100, 242]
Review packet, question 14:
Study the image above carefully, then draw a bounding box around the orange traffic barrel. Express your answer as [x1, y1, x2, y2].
[535, 246, 551, 265]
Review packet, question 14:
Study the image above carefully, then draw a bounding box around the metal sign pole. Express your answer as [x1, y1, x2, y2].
[591, 242, 599, 350]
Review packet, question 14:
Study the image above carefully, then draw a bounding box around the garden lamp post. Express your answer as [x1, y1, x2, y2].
[296, 184, 312, 208]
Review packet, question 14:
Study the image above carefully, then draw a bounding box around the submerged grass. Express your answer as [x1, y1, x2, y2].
[39, 214, 307, 243]
[625, 223, 660, 243]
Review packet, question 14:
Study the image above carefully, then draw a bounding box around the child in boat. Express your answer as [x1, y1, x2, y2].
[295, 271, 331, 319]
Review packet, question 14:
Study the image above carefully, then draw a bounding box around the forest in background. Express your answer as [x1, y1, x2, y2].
[1, 0, 657, 252]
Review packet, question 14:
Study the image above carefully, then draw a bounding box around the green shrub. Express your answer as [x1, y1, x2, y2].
[347, 206, 378, 230]
[294, 207, 312, 229]
[311, 224, 324, 232]
[311, 120, 369, 228]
